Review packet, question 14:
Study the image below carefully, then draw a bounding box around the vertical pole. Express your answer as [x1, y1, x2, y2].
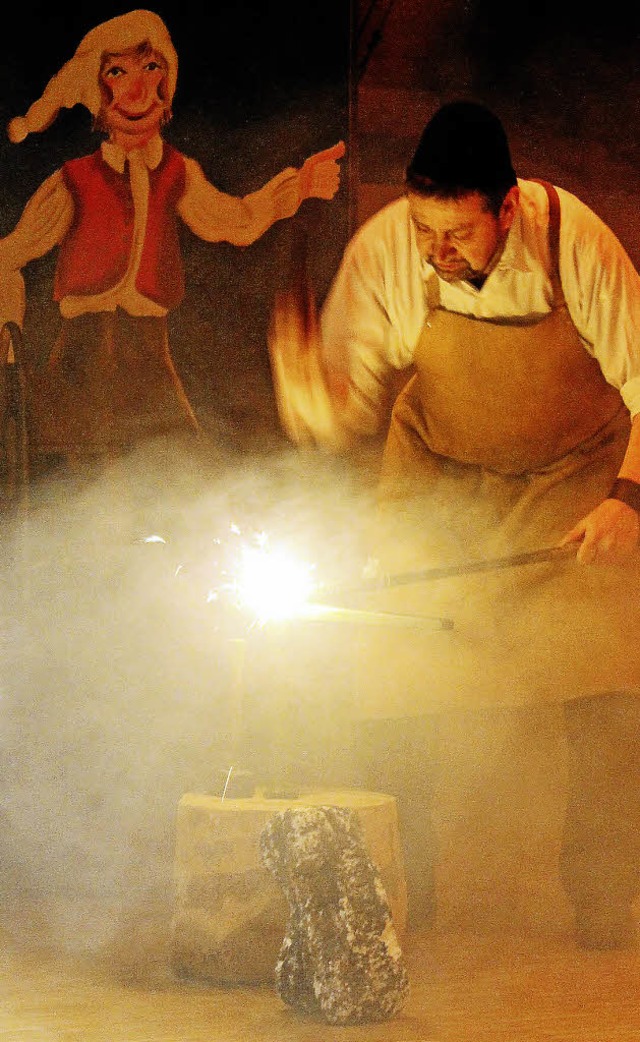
[1, 322, 30, 515]
[227, 636, 247, 764]
[221, 636, 250, 800]
[348, 0, 360, 237]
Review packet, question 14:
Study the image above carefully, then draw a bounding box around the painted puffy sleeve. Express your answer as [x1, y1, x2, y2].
[558, 189, 640, 419]
[0, 170, 74, 329]
[178, 157, 301, 247]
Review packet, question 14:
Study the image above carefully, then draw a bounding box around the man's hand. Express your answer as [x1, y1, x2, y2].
[268, 285, 348, 450]
[298, 141, 346, 202]
[562, 498, 640, 564]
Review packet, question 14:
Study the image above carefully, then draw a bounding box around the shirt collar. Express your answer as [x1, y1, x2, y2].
[492, 207, 530, 274]
[101, 135, 164, 174]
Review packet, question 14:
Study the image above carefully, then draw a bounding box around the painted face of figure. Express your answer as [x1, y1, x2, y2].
[407, 188, 519, 283]
[99, 43, 169, 148]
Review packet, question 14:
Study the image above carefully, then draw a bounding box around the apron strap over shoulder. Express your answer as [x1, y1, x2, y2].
[529, 179, 565, 308]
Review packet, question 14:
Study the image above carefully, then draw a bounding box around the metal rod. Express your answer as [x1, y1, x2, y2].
[275, 603, 454, 629]
[316, 543, 577, 600]
[220, 765, 234, 803]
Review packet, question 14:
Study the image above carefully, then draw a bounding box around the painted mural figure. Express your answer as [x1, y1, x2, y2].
[0, 8, 344, 460]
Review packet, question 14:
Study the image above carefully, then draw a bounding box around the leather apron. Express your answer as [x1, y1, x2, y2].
[352, 182, 640, 718]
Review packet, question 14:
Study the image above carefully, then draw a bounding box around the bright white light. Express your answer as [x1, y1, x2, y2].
[237, 543, 315, 624]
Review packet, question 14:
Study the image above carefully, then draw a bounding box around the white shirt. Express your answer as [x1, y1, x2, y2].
[320, 179, 640, 432]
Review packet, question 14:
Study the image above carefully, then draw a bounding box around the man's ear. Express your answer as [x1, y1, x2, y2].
[499, 185, 520, 232]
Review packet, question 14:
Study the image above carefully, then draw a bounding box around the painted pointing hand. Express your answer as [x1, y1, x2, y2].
[298, 141, 346, 201]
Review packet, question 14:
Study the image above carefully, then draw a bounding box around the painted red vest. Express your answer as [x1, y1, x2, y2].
[54, 143, 187, 310]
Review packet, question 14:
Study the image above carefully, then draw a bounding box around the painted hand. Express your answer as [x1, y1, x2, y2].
[298, 141, 346, 202]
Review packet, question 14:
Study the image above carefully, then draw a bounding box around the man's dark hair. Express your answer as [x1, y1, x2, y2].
[406, 100, 517, 215]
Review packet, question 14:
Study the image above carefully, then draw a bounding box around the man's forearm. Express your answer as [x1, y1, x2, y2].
[617, 412, 640, 482]
[608, 412, 640, 512]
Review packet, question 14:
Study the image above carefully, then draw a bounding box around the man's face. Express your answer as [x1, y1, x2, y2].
[100, 45, 168, 147]
[407, 188, 518, 283]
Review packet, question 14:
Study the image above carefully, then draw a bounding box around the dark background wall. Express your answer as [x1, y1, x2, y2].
[354, 0, 640, 251]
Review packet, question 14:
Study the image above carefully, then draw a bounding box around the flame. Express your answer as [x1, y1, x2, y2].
[236, 542, 315, 624]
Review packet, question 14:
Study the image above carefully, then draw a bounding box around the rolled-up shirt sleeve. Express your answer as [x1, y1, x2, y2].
[559, 189, 640, 418]
[320, 199, 427, 437]
[177, 157, 298, 247]
[0, 169, 73, 329]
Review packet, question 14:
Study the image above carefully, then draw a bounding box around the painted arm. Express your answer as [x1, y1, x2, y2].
[178, 142, 345, 247]
[0, 170, 73, 332]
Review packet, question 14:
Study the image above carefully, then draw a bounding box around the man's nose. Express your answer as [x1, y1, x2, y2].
[432, 234, 456, 261]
